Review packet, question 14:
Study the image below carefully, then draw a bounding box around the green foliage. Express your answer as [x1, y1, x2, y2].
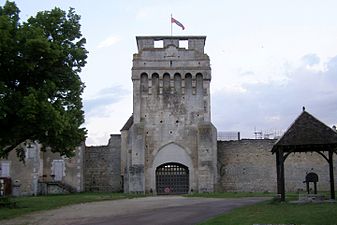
[0, 1, 88, 160]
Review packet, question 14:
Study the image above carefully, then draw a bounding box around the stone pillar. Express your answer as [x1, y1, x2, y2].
[197, 123, 217, 192]
[128, 123, 145, 193]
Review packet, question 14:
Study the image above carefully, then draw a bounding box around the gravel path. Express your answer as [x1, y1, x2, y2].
[1, 196, 268, 225]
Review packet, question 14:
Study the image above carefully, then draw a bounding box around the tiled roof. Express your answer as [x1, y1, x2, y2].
[272, 110, 337, 152]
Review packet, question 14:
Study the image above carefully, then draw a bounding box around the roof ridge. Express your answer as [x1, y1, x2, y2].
[272, 109, 337, 152]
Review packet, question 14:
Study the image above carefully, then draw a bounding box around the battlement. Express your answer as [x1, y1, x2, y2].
[136, 36, 206, 53]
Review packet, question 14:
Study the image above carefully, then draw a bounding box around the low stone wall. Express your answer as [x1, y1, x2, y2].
[84, 135, 122, 192]
[83, 137, 337, 194]
[217, 139, 277, 192]
[217, 139, 337, 193]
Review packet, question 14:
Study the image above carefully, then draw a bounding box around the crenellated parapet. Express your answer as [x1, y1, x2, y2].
[132, 36, 211, 80]
[135, 36, 206, 53]
[132, 36, 212, 124]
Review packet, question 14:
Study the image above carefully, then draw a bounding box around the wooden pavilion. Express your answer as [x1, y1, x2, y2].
[272, 108, 337, 201]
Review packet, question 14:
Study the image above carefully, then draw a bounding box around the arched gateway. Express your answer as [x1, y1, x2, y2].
[156, 163, 189, 194]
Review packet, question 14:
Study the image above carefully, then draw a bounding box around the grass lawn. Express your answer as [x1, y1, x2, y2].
[0, 192, 144, 220]
[199, 198, 337, 225]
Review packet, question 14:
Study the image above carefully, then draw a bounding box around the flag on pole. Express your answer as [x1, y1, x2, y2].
[171, 16, 185, 30]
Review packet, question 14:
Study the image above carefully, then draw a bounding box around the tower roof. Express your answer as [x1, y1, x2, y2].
[120, 115, 133, 131]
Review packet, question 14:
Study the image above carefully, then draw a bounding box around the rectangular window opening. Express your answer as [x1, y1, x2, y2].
[179, 40, 188, 49]
[154, 40, 163, 48]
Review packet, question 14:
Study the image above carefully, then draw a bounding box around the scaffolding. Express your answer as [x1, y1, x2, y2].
[217, 131, 240, 141]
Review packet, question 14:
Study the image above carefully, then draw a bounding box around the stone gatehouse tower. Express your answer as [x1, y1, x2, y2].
[121, 36, 217, 194]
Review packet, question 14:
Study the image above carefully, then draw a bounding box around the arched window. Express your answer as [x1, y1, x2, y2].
[174, 73, 182, 94]
[185, 73, 192, 95]
[140, 73, 148, 93]
[152, 73, 159, 95]
[163, 73, 170, 94]
[196, 73, 203, 95]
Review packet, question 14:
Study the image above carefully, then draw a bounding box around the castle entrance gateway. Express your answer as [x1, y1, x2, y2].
[156, 163, 189, 194]
[122, 36, 217, 194]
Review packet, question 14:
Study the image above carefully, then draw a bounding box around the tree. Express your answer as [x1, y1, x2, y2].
[0, 1, 88, 160]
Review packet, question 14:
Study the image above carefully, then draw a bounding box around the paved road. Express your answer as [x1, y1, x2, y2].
[2, 196, 268, 225]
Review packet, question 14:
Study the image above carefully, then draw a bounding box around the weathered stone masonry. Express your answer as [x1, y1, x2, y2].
[84, 135, 122, 192]
[82, 137, 337, 193]
[122, 36, 217, 194]
[0, 142, 84, 196]
[217, 139, 337, 192]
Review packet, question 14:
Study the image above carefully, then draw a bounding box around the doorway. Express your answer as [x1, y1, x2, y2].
[156, 163, 189, 194]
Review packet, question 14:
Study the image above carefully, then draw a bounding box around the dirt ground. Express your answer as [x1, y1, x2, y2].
[1, 196, 268, 225]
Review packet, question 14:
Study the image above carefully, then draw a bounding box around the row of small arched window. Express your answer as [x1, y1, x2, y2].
[140, 72, 204, 95]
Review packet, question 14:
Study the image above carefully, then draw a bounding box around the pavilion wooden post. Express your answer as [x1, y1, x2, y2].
[276, 149, 286, 201]
[276, 151, 280, 195]
[280, 151, 286, 201]
[328, 150, 335, 200]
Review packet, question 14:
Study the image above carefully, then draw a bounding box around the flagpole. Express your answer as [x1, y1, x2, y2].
[170, 14, 172, 36]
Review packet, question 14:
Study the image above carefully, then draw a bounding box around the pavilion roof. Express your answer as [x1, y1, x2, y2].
[272, 109, 337, 152]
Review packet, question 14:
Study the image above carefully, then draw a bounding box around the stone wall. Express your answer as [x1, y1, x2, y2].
[217, 139, 337, 192]
[217, 139, 276, 192]
[3, 137, 335, 195]
[84, 135, 122, 192]
[0, 142, 84, 196]
[42, 144, 84, 192]
[284, 150, 337, 192]
[1, 143, 41, 196]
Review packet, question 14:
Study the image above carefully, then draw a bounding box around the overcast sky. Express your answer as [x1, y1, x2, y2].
[2, 0, 337, 145]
